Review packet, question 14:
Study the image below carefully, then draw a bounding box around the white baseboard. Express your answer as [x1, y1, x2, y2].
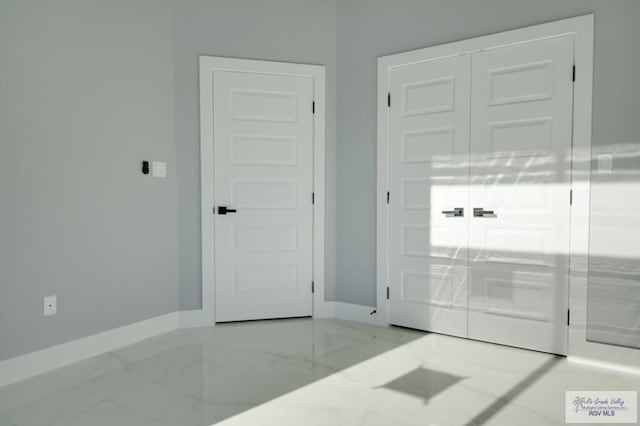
[334, 302, 379, 325]
[0, 312, 180, 388]
[568, 356, 640, 376]
[6, 304, 639, 390]
[313, 301, 337, 319]
[0, 304, 382, 389]
[178, 309, 208, 328]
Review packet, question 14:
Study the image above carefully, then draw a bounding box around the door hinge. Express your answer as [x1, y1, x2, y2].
[312, 192, 315, 204]
[386, 286, 390, 300]
[567, 309, 571, 326]
[312, 281, 315, 293]
[569, 189, 573, 205]
[387, 92, 391, 108]
[386, 191, 390, 204]
[312, 101, 315, 114]
[572, 65, 576, 82]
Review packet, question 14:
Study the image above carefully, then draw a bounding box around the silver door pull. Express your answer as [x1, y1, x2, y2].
[442, 207, 464, 217]
[473, 208, 494, 217]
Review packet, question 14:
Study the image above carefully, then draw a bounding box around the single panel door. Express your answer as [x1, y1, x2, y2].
[468, 36, 574, 354]
[387, 55, 471, 337]
[212, 70, 314, 322]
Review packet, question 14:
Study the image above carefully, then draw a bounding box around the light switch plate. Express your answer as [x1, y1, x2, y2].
[152, 161, 167, 178]
[598, 154, 613, 173]
[44, 295, 57, 316]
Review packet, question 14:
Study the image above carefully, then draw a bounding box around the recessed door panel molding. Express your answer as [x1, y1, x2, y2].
[401, 178, 433, 210]
[482, 227, 553, 266]
[484, 180, 551, 211]
[488, 60, 554, 106]
[231, 179, 298, 209]
[379, 16, 594, 359]
[401, 270, 456, 307]
[231, 224, 298, 253]
[402, 127, 456, 163]
[484, 279, 552, 322]
[200, 57, 327, 324]
[487, 117, 553, 158]
[231, 135, 298, 166]
[232, 265, 298, 294]
[402, 77, 456, 116]
[230, 89, 298, 123]
[401, 224, 456, 259]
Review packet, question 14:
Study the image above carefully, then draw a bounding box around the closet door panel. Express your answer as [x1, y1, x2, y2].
[468, 36, 574, 354]
[387, 55, 471, 337]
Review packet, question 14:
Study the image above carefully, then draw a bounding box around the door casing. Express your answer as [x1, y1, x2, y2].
[377, 15, 596, 359]
[200, 56, 330, 324]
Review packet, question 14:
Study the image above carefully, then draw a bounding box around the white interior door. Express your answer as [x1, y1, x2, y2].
[387, 55, 471, 337]
[212, 70, 314, 322]
[468, 36, 574, 354]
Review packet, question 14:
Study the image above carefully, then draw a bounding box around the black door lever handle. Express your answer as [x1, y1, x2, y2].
[217, 206, 237, 215]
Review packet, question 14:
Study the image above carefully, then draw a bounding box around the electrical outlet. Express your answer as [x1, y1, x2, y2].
[152, 161, 167, 178]
[44, 295, 57, 316]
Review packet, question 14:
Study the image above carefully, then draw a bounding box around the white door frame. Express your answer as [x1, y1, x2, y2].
[377, 15, 605, 361]
[200, 56, 329, 325]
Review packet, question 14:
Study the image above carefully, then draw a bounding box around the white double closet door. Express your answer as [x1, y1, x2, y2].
[388, 36, 574, 354]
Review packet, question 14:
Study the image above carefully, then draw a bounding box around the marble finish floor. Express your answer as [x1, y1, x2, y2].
[218, 329, 640, 425]
[1, 319, 639, 425]
[0, 319, 422, 426]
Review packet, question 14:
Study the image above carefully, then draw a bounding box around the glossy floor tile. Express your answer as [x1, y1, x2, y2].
[1, 319, 639, 426]
[218, 331, 640, 426]
[0, 319, 422, 425]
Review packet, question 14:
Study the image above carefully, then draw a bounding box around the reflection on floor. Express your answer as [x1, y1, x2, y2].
[0, 319, 421, 426]
[0, 319, 638, 426]
[218, 326, 640, 426]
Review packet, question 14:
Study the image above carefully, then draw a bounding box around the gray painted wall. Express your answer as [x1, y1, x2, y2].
[2, 0, 639, 360]
[0, 0, 338, 361]
[335, 0, 640, 306]
[174, 0, 338, 309]
[0, 0, 177, 360]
